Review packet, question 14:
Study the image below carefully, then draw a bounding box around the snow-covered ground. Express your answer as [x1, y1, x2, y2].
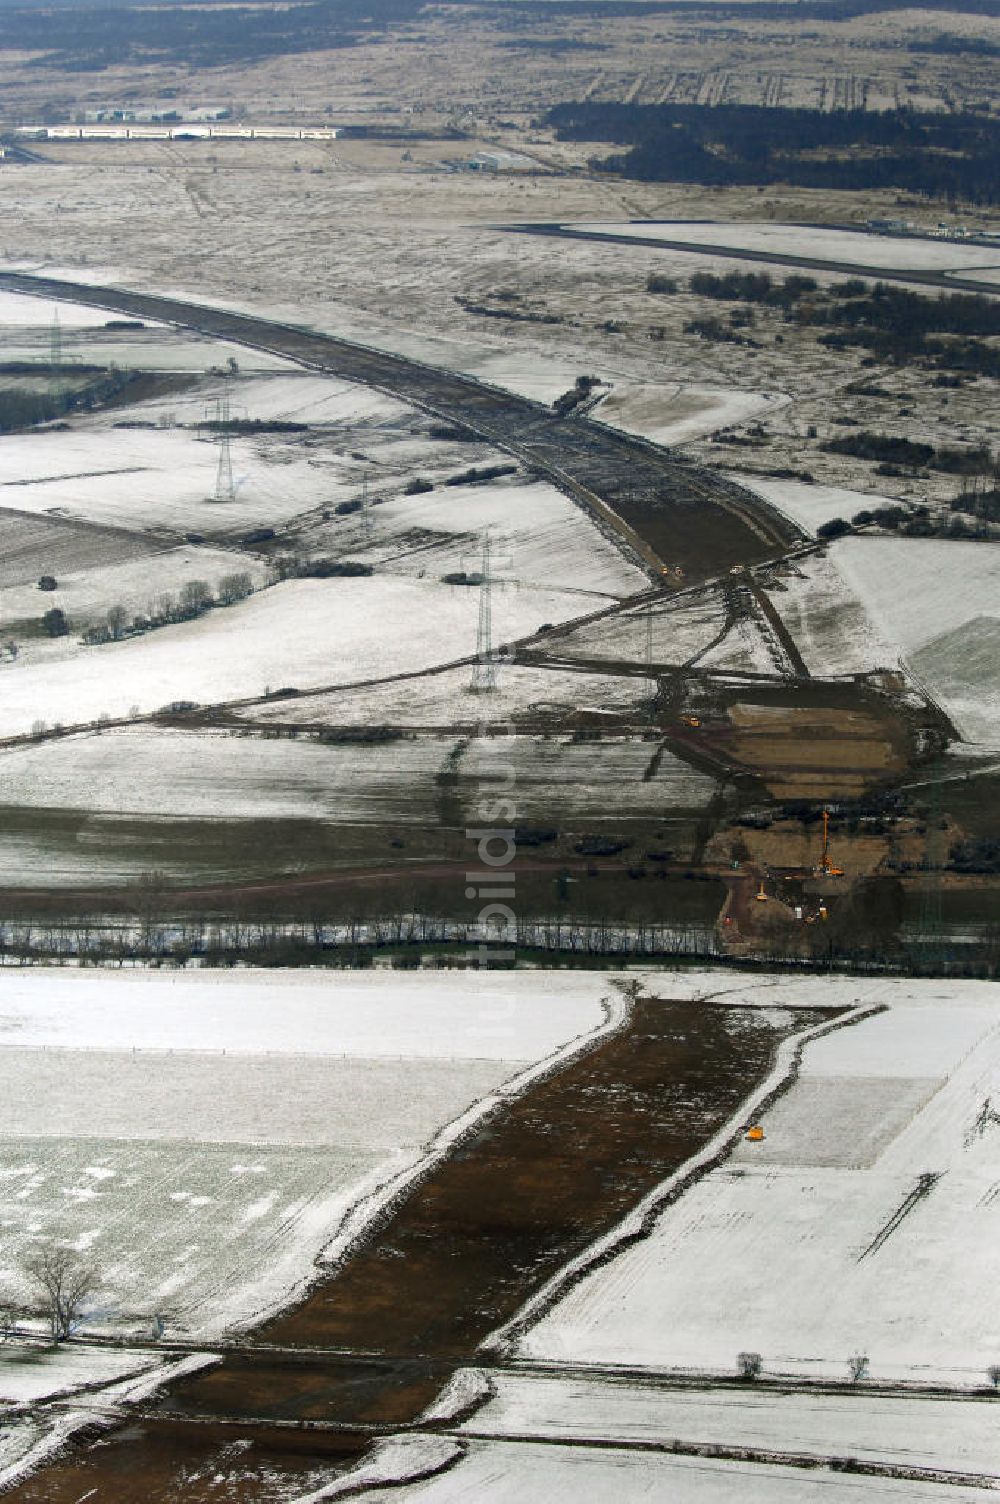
[0, 726, 715, 883]
[0, 574, 591, 737]
[242, 663, 654, 727]
[0, 543, 268, 640]
[0, 1349, 217, 1493]
[0, 290, 121, 329]
[319, 1438, 999, 1504]
[0, 506, 159, 591]
[552, 589, 726, 667]
[0, 726, 451, 826]
[733, 476, 896, 536]
[763, 552, 893, 678]
[832, 537, 1000, 744]
[462, 733, 716, 817]
[0, 425, 336, 535]
[0, 286, 290, 371]
[365, 477, 648, 599]
[0, 968, 610, 1060]
[569, 222, 1000, 277]
[518, 985, 1000, 1387]
[454, 1371, 1000, 1479]
[112, 371, 411, 430]
[0, 1343, 162, 1404]
[597, 382, 790, 447]
[0, 970, 617, 1337]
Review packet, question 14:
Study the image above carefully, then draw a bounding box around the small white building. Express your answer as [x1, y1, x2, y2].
[466, 149, 537, 173]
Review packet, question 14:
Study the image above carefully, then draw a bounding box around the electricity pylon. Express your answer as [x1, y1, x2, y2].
[212, 390, 235, 503]
[471, 531, 497, 693]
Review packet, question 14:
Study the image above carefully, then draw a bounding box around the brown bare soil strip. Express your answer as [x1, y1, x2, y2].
[5, 996, 836, 1503]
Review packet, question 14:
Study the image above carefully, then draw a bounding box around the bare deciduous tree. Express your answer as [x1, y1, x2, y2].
[180, 579, 212, 616]
[737, 1351, 762, 1381]
[106, 604, 129, 641]
[847, 1352, 869, 1384]
[25, 1248, 97, 1342]
[217, 571, 253, 606]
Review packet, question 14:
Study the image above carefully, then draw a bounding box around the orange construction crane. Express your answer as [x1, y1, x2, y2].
[818, 810, 844, 877]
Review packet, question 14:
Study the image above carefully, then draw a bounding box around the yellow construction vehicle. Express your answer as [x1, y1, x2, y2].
[817, 809, 844, 877]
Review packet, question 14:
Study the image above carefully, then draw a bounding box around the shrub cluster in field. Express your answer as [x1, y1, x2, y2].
[658, 271, 1000, 378]
[821, 431, 995, 476]
[0, 366, 139, 433]
[819, 486, 1000, 541]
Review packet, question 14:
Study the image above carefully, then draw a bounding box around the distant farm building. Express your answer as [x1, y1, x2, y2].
[464, 150, 538, 173]
[865, 217, 913, 235]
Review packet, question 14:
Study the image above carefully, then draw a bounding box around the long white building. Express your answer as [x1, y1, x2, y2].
[16, 124, 340, 142]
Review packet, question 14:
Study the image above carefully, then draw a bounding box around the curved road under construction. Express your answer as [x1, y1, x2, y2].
[0, 271, 802, 584]
[0, 273, 815, 1504]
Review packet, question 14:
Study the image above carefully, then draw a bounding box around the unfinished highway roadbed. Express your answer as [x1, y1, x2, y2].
[0, 271, 802, 585]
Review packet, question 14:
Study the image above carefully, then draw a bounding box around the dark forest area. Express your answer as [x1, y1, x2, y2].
[0, 0, 422, 68]
[547, 102, 1000, 204]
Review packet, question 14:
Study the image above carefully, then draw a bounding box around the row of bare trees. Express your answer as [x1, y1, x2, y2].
[81, 571, 254, 646]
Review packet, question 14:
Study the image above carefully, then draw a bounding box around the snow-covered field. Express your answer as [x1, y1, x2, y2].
[0, 728, 715, 882]
[733, 476, 896, 535]
[518, 984, 1000, 1387]
[0, 299, 648, 734]
[0, 425, 334, 535]
[0, 543, 268, 640]
[462, 733, 716, 816]
[552, 589, 726, 667]
[0, 287, 289, 372]
[0, 574, 590, 737]
[569, 222, 1000, 277]
[0, 968, 609, 1058]
[0, 507, 159, 590]
[0, 290, 120, 329]
[0, 1343, 162, 1404]
[832, 537, 1000, 743]
[0, 726, 452, 825]
[597, 382, 789, 447]
[325, 1438, 999, 1504]
[244, 663, 654, 728]
[363, 477, 647, 599]
[454, 1371, 1000, 1479]
[0, 970, 617, 1337]
[156, 372, 414, 429]
[763, 552, 892, 678]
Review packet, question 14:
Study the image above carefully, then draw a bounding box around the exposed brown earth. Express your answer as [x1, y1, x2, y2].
[6, 994, 837, 1502]
[712, 698, 913, 800]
